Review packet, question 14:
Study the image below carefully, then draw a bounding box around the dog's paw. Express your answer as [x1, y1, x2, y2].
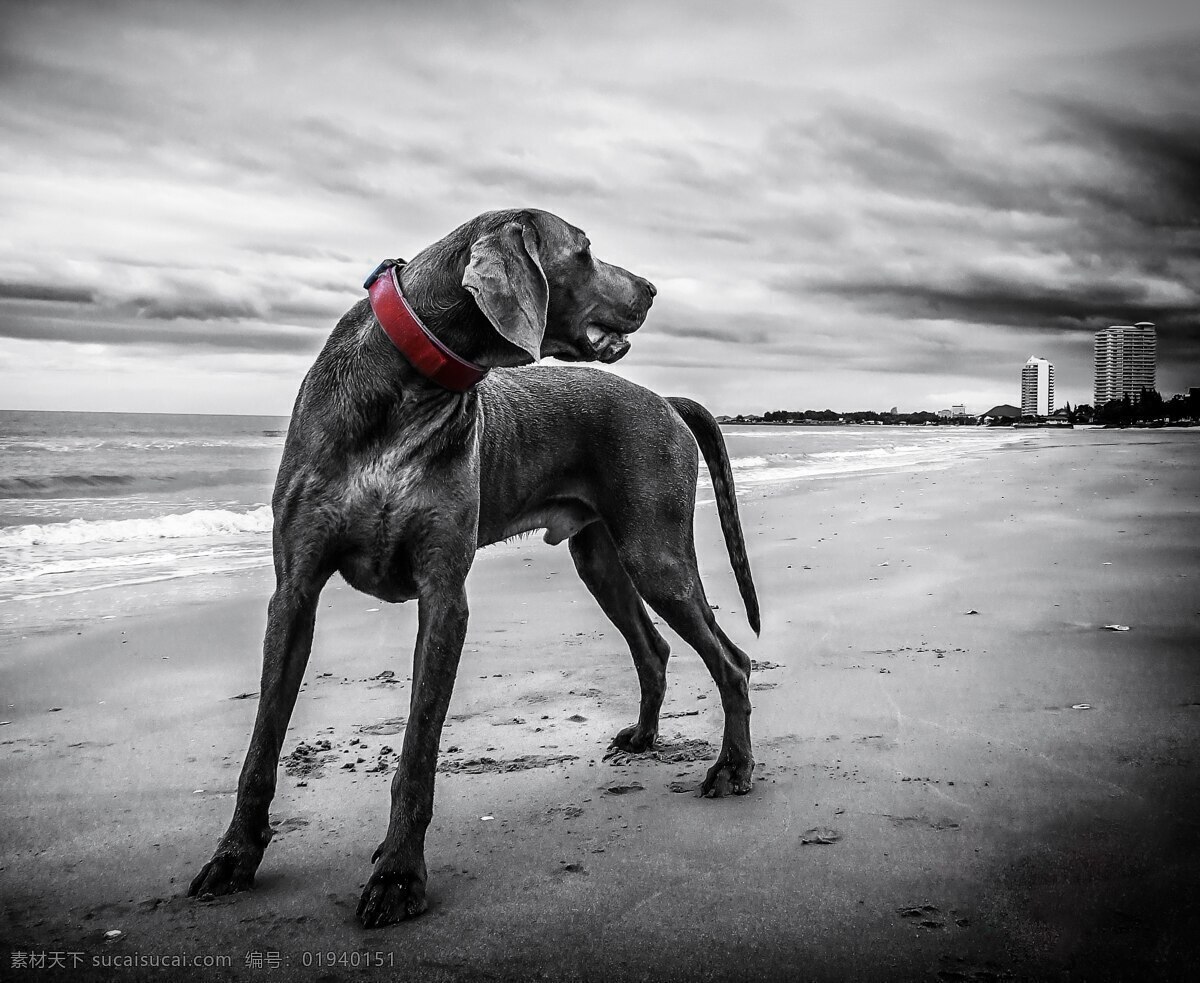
[356, 863, 427, 928]
[610, 724, 657, 754]
[187, 850, 260, 899]
[700, 756, 754, 798]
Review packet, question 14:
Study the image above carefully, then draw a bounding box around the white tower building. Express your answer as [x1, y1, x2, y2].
[1021, 356, 1054, 417]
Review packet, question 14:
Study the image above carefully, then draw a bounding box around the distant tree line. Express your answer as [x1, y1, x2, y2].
[1087, 388, 1200, 426]
[734, 408, 955, 425]
[729, 388, 1199, 427]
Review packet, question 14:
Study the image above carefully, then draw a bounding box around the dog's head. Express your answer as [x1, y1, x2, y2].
[457, 209, 656, 367]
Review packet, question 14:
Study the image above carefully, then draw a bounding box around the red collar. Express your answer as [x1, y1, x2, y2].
[364, 260, 489, 392]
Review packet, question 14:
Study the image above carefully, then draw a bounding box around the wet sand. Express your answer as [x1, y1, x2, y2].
[2, 429, 1198, 981]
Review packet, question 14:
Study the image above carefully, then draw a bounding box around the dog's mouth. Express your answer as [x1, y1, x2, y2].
[586, 324, 632, 363]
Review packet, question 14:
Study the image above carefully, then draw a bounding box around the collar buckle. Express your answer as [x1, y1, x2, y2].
[362, 258, 406, 290]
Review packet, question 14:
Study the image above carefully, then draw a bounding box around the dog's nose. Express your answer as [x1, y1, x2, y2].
[643, 278, 657, 299]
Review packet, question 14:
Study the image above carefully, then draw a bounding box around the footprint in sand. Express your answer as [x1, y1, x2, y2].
[602, 783, 644, 795]
[604, 736, 716, 767]
[437, 753, 578, 774]
[896, 903, 944, 929]
[896, 904, 971, 932]
[357, 717, 407, 736]
[884, 814, 961, 831]
[272, 817, 310, 836]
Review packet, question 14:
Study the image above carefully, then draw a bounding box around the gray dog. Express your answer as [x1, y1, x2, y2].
[188, 208, 759, 927]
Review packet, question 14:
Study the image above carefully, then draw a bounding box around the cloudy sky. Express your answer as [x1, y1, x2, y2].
[2, 0, 1198, 416]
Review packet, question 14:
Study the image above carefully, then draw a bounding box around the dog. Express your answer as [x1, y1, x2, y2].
[188, 208, 759, 927]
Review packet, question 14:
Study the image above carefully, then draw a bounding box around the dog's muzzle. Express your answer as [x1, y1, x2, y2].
[587, 325, 633, 363]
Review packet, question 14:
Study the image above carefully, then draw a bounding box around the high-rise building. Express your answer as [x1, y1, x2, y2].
[1021, 356, 1054, 417]
[1093, 323, 1156, 406]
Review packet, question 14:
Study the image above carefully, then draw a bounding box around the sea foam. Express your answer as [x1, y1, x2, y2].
[0, 505, 273, 547]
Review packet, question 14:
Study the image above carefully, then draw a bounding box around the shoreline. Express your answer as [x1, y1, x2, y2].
[1, 430, 1198, 981]
[0, 425, 1028, 639]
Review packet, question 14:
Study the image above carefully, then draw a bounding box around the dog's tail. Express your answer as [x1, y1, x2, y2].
[667, 396, 761, 636]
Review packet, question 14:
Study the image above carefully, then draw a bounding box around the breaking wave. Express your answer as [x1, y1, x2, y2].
[0, 505, 273, 547]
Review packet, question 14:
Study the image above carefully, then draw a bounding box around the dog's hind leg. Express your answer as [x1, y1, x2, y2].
[619, 536, 754, 797]
[569, 522, 671, 753]
[188, 524, 332, 898]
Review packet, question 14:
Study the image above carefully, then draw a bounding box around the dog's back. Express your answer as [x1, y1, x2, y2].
[477, 366, 758, 632]
[476, 366, 696, 541]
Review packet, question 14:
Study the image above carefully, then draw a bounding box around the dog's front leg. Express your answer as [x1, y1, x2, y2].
[357, 585, 468, 927]
[188, 575, 325, 897]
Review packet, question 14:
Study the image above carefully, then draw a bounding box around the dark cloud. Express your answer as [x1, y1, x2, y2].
[0, 281, 95, 303]
[0, 309, 323, 354]
[1039, 98, 1200, 232]
[806, 270, 1197, 335]
[768, 106, 979, 207]
[119, 296, 260, 322]
[650, 313, 772, 345]
[0, 277, 345, 352]
[0, 47, 138, 127]
[1093, 30, 1200, 113]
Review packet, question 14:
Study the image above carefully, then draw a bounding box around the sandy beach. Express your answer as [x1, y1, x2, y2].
[2, 428, 1198, 982]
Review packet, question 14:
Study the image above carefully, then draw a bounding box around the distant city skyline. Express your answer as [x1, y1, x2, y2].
[1, 2, 1197, 416]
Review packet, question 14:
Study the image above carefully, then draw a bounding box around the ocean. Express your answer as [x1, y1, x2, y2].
[0, 410, 1027, 639]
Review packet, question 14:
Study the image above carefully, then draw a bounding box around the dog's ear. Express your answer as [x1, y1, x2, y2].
[462, 220, 548, 362]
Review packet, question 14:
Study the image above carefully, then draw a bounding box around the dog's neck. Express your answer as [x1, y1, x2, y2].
[395, 271, 478, 361]
[398, 243, 533, 371]
[354, 246, 534, 403]
[364, 264, 490, 393]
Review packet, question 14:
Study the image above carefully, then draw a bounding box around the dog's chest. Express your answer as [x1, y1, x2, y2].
[344, 451, 424, 511]
[334, 450, 431, 602]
